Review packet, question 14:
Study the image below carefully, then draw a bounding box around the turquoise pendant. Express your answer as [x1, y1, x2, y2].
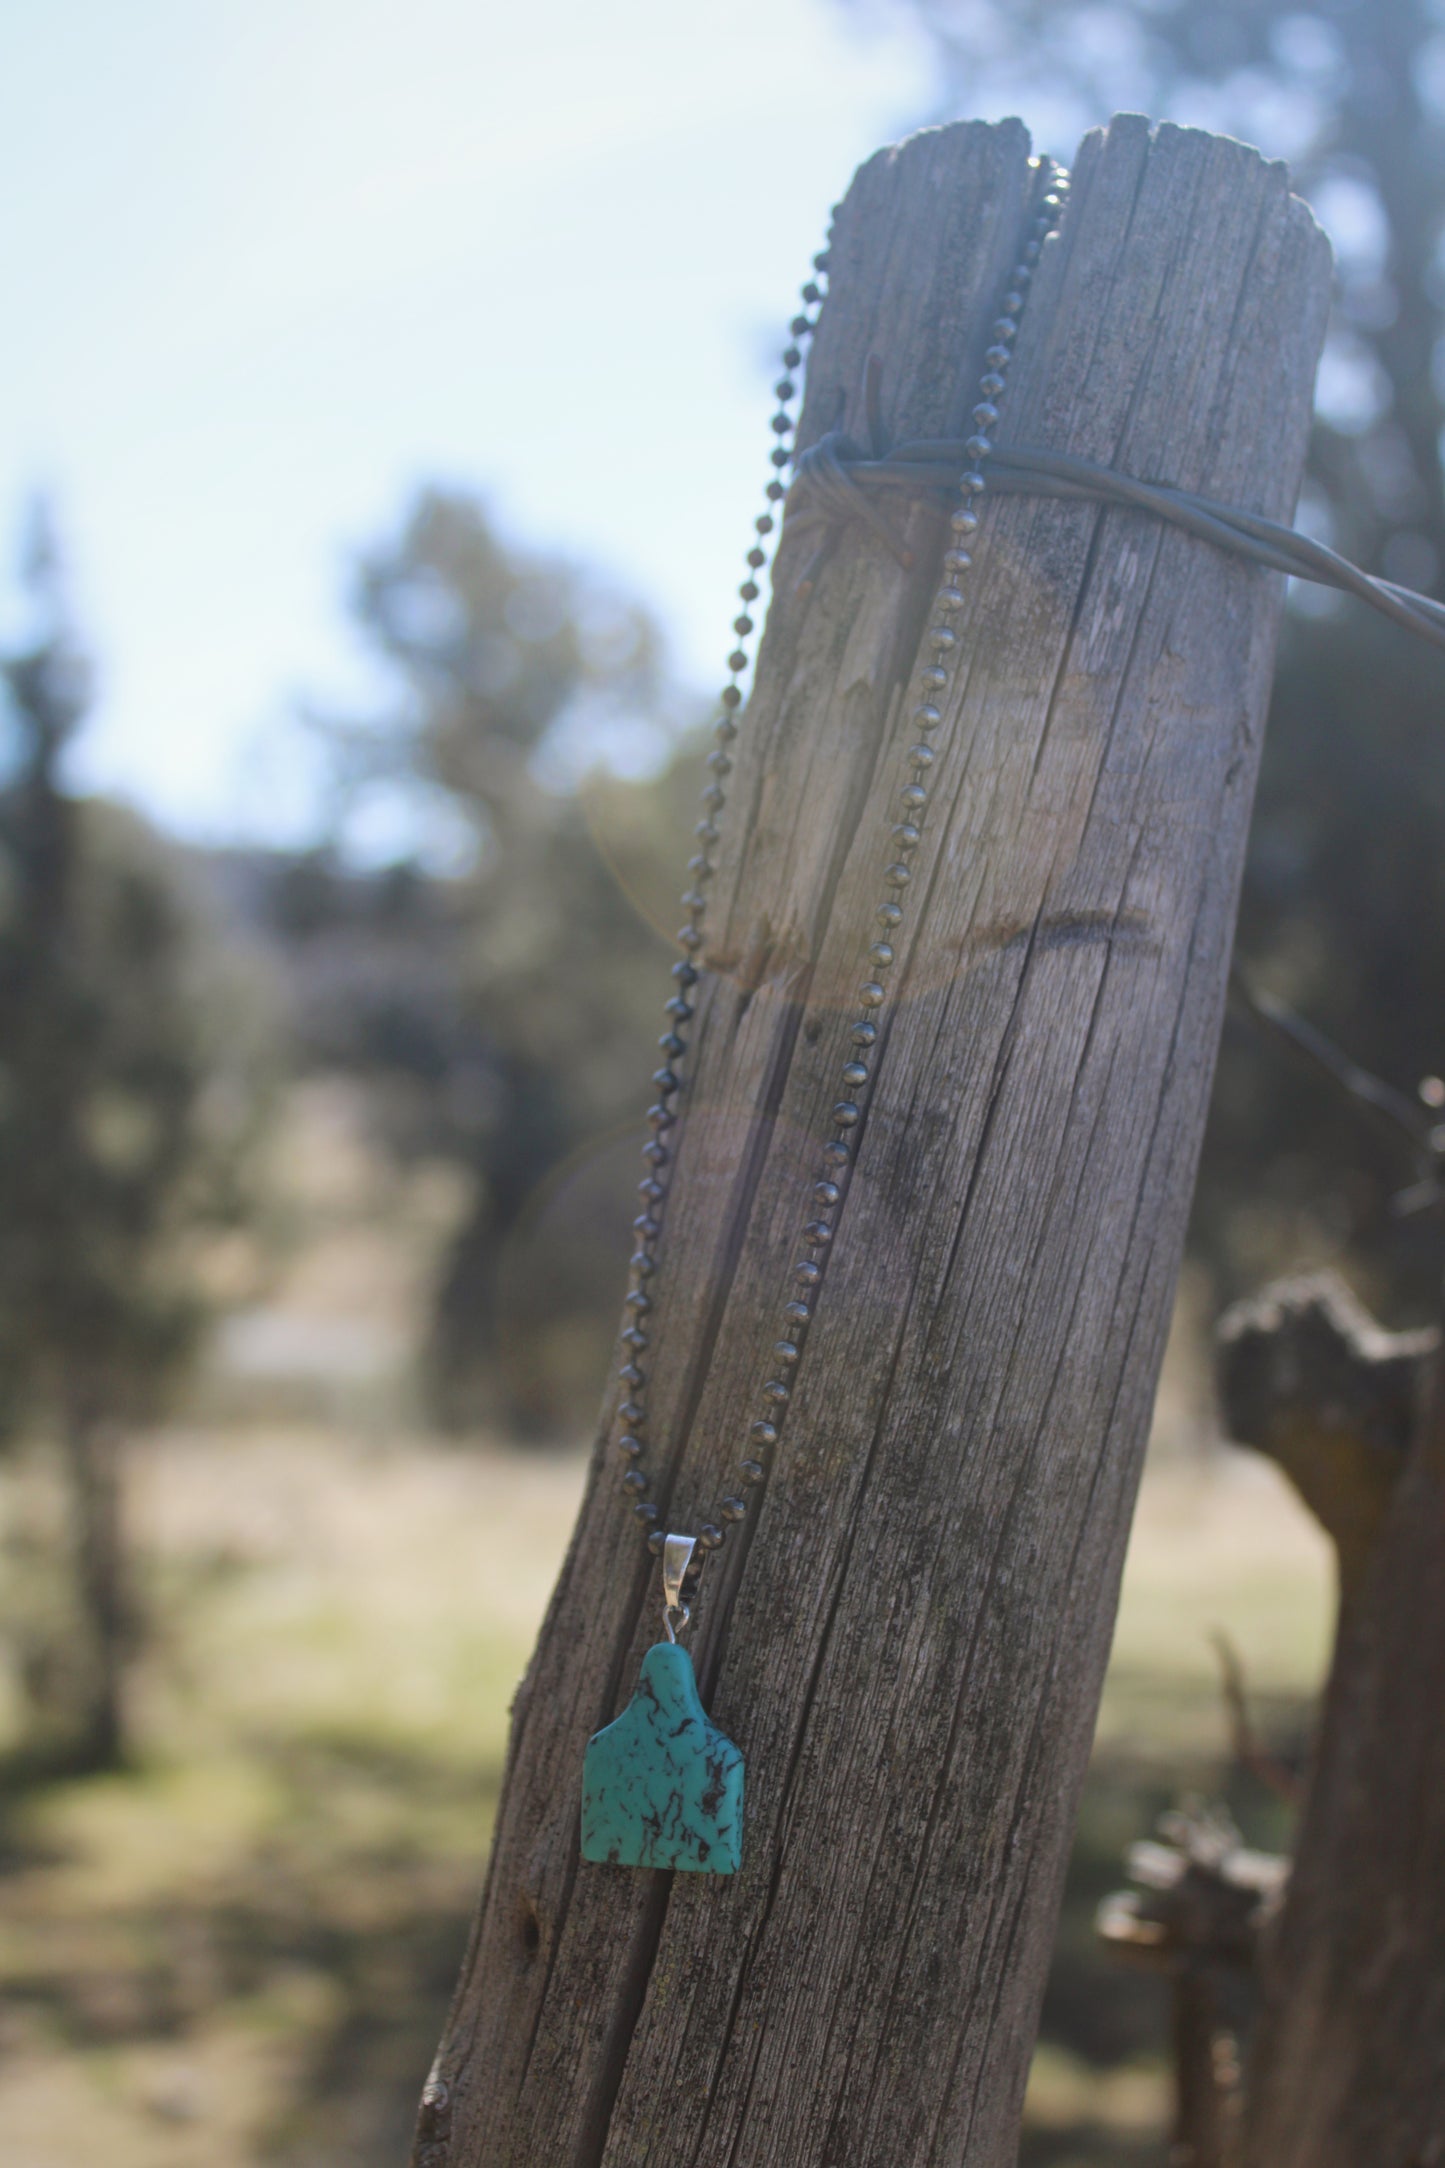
[581, 1641, 744, 1872]
[580, 1534, 743, 1873]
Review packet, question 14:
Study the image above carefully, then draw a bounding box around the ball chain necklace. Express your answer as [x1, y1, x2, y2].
[579, 159, 1072, 1875]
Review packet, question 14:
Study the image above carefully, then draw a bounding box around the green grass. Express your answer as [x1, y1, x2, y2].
[0, 1424, 577, 2166]
[0, 1424, 1334, 2166]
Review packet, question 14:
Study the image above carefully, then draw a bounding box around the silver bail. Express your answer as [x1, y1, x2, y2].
[661, 1532, 696, 1615]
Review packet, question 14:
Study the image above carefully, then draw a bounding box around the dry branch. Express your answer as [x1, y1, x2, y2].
[1225, 1280, 1445, 2165]
[1217, 1269, 1435, 1604]
[1099, 1805, 1286, 2168]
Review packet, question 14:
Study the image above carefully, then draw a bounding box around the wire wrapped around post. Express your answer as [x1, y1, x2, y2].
[786, 420, 1445, 654]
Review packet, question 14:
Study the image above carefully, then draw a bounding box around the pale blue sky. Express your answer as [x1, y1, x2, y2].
[0, 0, 941, 844]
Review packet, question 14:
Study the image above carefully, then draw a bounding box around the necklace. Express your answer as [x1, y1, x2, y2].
[580, 158, 1071, 1875]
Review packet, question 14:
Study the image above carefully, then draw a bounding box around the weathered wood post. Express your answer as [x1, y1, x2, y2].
[414, 115, 1328, 2168]
[1222, 1279, 1445, 2166]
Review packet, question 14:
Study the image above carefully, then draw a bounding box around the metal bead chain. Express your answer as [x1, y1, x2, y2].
[610, 240, 835, 1562]
[700, 161, 1071, 1568]
[716, 164, 1072, 1558]
[613, 160, 1070, 1597]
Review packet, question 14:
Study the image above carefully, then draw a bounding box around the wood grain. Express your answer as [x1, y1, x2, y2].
[411, 115, 1329, 2168]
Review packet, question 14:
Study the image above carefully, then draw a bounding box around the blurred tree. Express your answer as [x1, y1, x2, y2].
[303, 488, 697, 1430]
[880, 0, 1444, 576]
[855, 0, 1445, 1316]
[0, 507, 267, 1769]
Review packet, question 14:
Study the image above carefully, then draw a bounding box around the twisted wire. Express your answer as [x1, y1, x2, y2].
[787, 433, 1445, 654]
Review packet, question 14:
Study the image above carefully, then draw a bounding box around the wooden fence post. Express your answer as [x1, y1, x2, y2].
[1232, 1289, 1445, 2167]
[413, 114, 1329, 2168]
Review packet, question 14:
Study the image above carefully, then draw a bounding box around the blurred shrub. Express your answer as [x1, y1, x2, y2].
[260, 488, 705, 1433]
[0, 508, 275, 1766]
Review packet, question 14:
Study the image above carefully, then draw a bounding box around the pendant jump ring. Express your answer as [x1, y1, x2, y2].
[662, 1602, 691, 1644]
[661, 1532, 697, 1611]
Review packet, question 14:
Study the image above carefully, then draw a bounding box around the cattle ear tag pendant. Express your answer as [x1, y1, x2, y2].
[580, 1533, 744, 1873]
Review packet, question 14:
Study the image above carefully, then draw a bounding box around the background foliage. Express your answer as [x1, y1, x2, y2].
[875, 0, 1445, 1319]
[4, 3, 1444, 2162]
